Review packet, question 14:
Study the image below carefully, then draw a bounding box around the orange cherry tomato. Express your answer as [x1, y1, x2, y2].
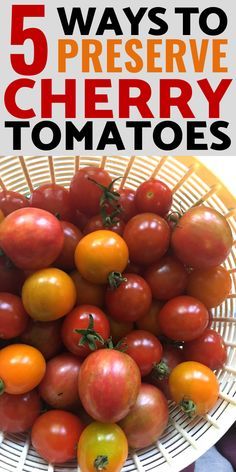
[186, 266, 232, 308]
[169, 361, 219, 416]
[71, 271, 106, 308]
[0, 344, 46, 395]
[22, 268, 76, 321]
[74, 230, 129, 284]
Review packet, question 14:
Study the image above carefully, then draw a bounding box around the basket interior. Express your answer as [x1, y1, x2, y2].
[0, 155, 235, 472]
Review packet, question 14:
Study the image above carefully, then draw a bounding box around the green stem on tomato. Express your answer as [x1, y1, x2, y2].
[180, 398, 197, 417]
[94, 455, 109, 471]
[0, 379, 5, 395]
[74, 314, 105, 351]
[152, 360, 170, 380]
[108, 272, 127, 289]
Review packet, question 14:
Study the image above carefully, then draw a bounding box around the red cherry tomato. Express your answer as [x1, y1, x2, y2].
[20, 319, 64, 360]
[158, 296, 209, 341]
[0, 293, 29, 339]
[61, 305, 110, 358]
[0, 208, 64, 270]
[31, 410, 84, 464]
[30, 183, 75, 221]
[54, 221, 82, 271]
[0, 390, 41, 433]
[0, 190, 29, 216]
[108, 316, 134, 344]
[71, 209, 89, 231]
[186, 266, 232, 308]
[119, 384, 168, 449]
[135, 179, 172, 216]
[119, 188, 138, 222]
[123, 213, 170, 265]
[171, 206, 233, 269]
[83, 215, 125, 236]
[136, 300, 163, 336]
[122, 330, 163, 376]
[39, 353, 82, 410]
[70, 166, 112, 216]
[78, 349, 141, 423]
[106, 274, 152, 322]
[144, 256, 188, 300]
[0, 255, 25, 295]
[183, 329, 227, 370]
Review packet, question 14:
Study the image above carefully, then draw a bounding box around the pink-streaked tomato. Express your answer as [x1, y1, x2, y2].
[0, 255, 25, 295]
[186, 266, 232, 308]
[158, 296, 209, 342]
[20, 319, 64, 360]
[22, 268, 76, 321]
[118, 188, 138, 222]
[75, 230, 129, 284]
[31, 410, 84, 464]
[0, 293, 29, 339]
[0, 190, 29, 216]
[144, 256, 188, 300]
[123, 213, 170, 266]
[0, 390, 41, 433]
[71, 271, 106, 308]
[119, 384, 168, 448]
[108, 316, 134, 344]
[122, 330, 163, 376]
[136, 300, 163, 336]
[39, 353, 82, 410]
[0, 344, 46, 395]
[0, 208, 64, 270]
[54, 221, 82, 272]
[135, 179, 172, 216]
[78, 349, 141, 423]
[146, 344, 184, 400]
[169, 361, 219, 416]
[61, 305, 110, 358]
[70, 166, 112, 216]
[106, 274, 152, 322]
[29, 183, 75, 221]
[83, 215, 125, 236]
[78, 422, 128, 472]
[183, 329, 227, 370]
[171, 206, 233, 269]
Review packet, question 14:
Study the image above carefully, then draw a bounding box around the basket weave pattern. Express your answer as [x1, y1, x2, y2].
[0, 155, 235, 472]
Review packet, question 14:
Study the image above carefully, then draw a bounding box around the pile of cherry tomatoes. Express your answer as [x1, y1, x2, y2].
[0, 166, 233, 472]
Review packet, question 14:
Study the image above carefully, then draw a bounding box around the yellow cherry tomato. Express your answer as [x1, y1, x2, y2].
[22, 268, 76, 321]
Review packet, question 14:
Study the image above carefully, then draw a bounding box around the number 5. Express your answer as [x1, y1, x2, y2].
[11, 5, 48, 75]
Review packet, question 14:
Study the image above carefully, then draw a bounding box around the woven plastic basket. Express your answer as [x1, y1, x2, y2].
[0, 155, 235, 472]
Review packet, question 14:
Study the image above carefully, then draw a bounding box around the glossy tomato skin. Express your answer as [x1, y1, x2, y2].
[0, 256, 25, 295]
[78, 422, 128, 472]
[39, 353, 82, 409]
[108, 316, 134, 344]
[20, 319, 63, 360]
[144, 256, 188, 300]
[29, 183, 75, 221]
[0, 293, 29, 339]
[119, 188, 138, 222]
[0, 344, 46, 394]
[171, 206, 233, 269]
[186, 266, 232, 308]
[146, 344, 183, 400]
[75, 230, 129, 284]
[78, 349, 141, 423]
[158, 296, 209, 342]
[0, 390, 41, 433]
[31, 410, 84, 464]
[106, 274, 152, 322]
[136, 300, 163, 336]
[119, 384, 168, 449]
[0, 208, 64, 270]
[135, 179, 172, 216]
[61, 305, 110, 358]
[0, 190, 29, 216]
[84, 215, 125, 236]
[123, 213, 170, 266]
[169, 361, 219, 415]
[54, 221, 82, 272]
[71, 271, 106, 307]
[123, 330, 163, 376]
[22, 268, 76, 321]
[183, 329, 227, 370]
[70, 166, 112, 216]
